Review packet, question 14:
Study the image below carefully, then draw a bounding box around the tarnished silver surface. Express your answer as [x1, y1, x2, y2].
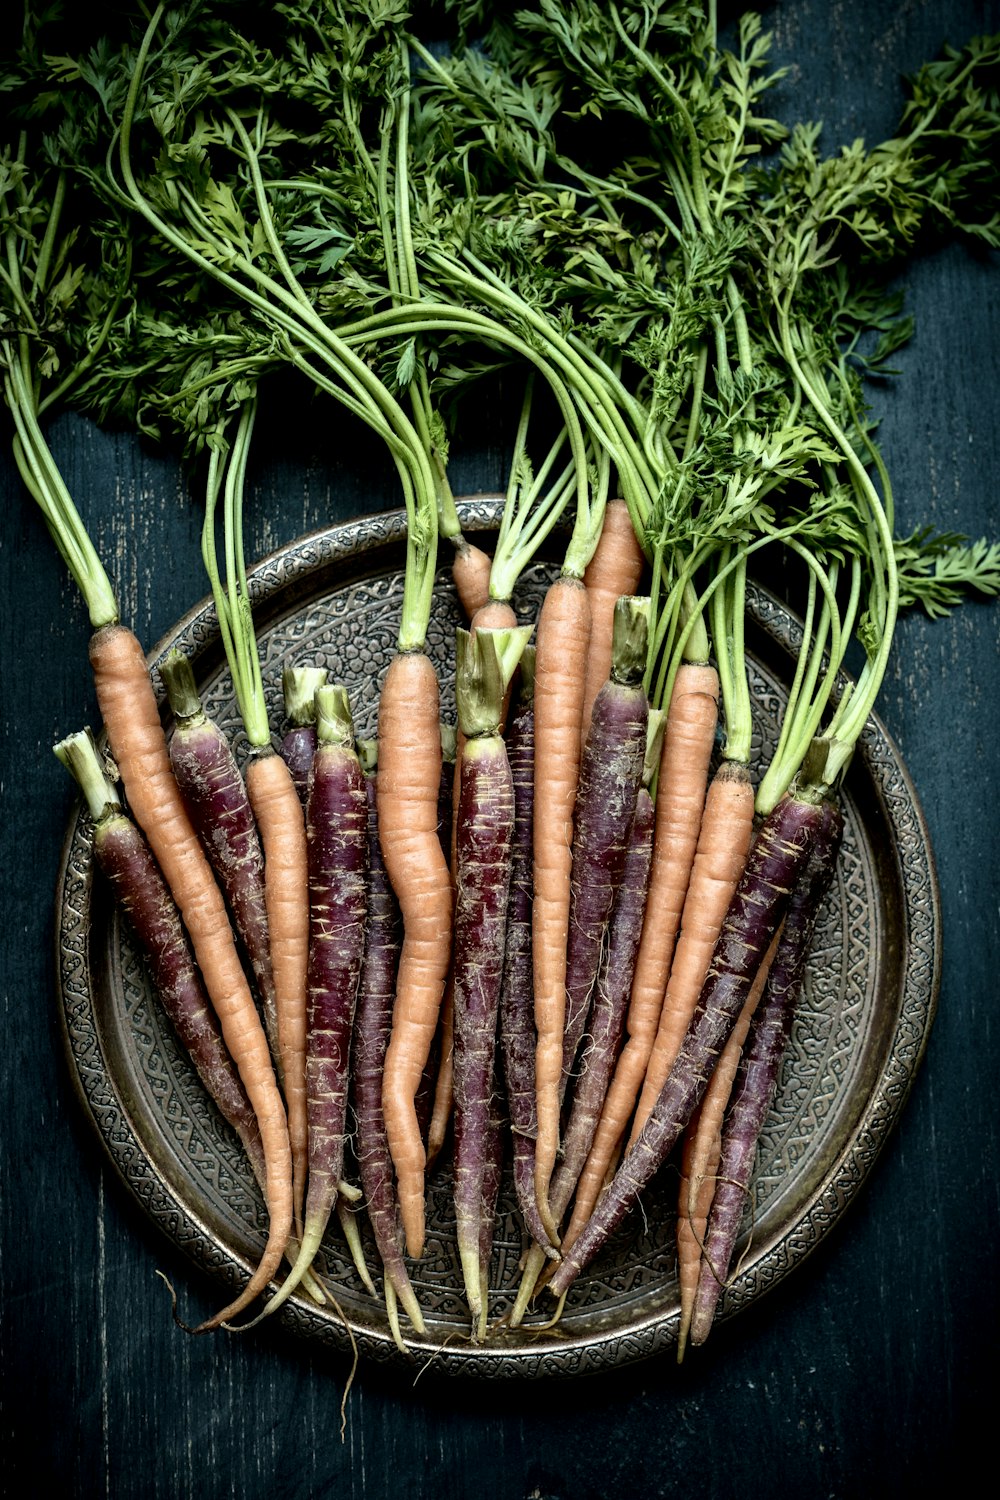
[56, 498, 940, 1377]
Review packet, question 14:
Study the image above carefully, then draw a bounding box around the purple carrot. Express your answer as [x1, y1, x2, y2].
[54, 729, 265, 1188]
[561, 597, 649, 1092]
[158, 649, 278, 1065]
[511, 715, 661, 1326]
[279, 665, 329, 806]
[249, 684, 368, 1320]
[497, 651, 554, 1254]
[451, 624, 530, 1334]
[548, 789, 828, 1301]
[690, 798, 845, 1348]
[350, 741, 426, 1344]
[555, 751, 658, 1215]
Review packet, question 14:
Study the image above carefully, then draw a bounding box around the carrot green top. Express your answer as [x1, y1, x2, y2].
[53, 728, 121, 823]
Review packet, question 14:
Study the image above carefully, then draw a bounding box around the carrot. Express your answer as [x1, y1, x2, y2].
[159, 649, 279, 1070]
[560, 597, 650, 1095]
[90, 621, 292, 1329]
[378, 648, 454, 1257]
[675, 928, 780, 1362]
[350, 745, 425, 1345]
[238, 685, 369, 1325]
[579, 499, 646, 753]
[496, 653, 553, 1255]
[429, 605, 520, 1173]
[548, 790, 826, 1301]
[628, 758, 755, 1147]
[452, 538, 494, 619]
[511, 733, 658, 1326]
[451, 631, 518, 1333]
[560, 661, 718, 1251]
[55, 728, 267, 1193]
[690, 800, 844, 1347]
[245, 747, 310, 1238]
[193, 407, 313, 1244]
[7, 366, 292, 1328]
[532, 573, 593, 1234]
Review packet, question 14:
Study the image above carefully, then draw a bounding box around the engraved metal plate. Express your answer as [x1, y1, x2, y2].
[55, 498, 940, 1376]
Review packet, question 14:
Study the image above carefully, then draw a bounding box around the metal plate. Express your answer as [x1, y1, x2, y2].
[55, 498, 940, 1377]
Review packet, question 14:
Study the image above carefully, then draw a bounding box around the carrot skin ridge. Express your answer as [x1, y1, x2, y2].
[351, 773, 425, 1332]
[497, 689, 553, 1253]
[551, 785, 655, 1228]
[532, 575, 593, 1226]
[561, 677, 649, 1092]
[548, 792, 826, 1299]
[560, 662, 719, 1249]
[690, 799, 844, 1347]
[579, 499, 646, 751]
[89, 622, 292, 1328]
[629, 758, 756, 1145]
[94, 811, 265, 1189]
[378, 649, 454, 1258]
[166, 709, 279, 1068]
[280, 724, 317, 808]
[451, 732, 515, 1328]
[301, 737, 369, 1250]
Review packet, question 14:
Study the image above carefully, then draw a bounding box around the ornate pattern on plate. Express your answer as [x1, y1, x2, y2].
[55, 499, 940, 1377]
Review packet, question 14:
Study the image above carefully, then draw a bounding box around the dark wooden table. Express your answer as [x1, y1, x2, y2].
[2, 3, 997, 1495]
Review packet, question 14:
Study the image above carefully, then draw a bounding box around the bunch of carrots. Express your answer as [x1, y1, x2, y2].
[4, 0, 1000, 1357]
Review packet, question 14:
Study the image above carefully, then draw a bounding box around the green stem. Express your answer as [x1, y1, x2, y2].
[200, 401, 269, 747]
[777, 303, 898, 775]
[54, 728, 121, 822]
[3, 353, 118, 628]
[709, 549, 752, 765]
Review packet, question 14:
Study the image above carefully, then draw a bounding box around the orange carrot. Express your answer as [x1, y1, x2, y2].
[560, 661, 718, 1252]
[532, 574, 592, 1233]
[378, 648, 454, 1257]
[675, 928, 780, 1361]
[579, 499, 646, 753]
[90, 622, 291, 1328]
[452, 539, 494, 619]
[628, 758, 756, 1146]
[245, 748, 310, 1239]
[676, 1129, 721, 1361]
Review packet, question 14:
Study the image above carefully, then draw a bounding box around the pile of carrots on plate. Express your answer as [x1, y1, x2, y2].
[4, 0, 999, 1361]
[55, 487, 843, 1356]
